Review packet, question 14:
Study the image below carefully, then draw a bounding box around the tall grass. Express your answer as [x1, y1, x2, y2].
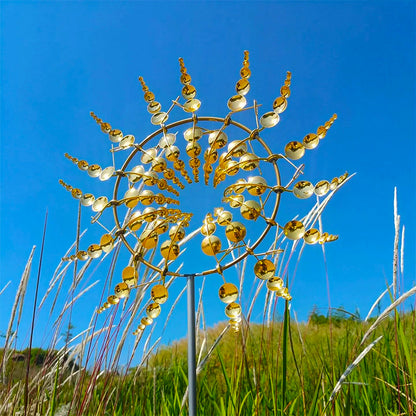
[0, 189, 414, 415]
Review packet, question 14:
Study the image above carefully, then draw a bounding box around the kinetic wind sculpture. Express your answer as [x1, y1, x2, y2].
[60, 50, 346, 336]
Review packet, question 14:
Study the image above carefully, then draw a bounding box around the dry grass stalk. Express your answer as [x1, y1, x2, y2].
[0, 281, 11, 297]
[1, 246, 35, 383]
[361, 286, 416, 346]
[364, 284, 393, 322]
[330, 335, 383, 401]
[393, 187, 400, 300]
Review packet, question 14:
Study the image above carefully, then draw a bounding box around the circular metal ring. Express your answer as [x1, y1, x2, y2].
[112, 116, 281, 277]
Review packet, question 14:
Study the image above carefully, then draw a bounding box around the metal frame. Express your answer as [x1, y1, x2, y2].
[109, 115, 282, 414]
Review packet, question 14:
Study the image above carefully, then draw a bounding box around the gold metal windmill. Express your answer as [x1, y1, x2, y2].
[60, 51, 347, 415]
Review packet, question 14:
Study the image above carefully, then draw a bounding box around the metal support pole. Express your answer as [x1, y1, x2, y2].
[187, 275, 197, 416]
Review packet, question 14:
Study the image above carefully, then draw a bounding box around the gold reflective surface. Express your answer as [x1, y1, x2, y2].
[100, 234, 114, 253]
[283, 220, 305, 240]
[273, 96, 287, 113]
[183, 99, 201, 113]
[225, 302, 242, 318]
[146, 303, 161, 319]
[303, 228, 320, 244]
[208, 131, 228, 149]
[260, 112, 280, 128]
[87, 244, 102, 259]
[225, 221, 247, 243]
[236, 78, 250, 96]
[140, 230, 158, 249]
[218, 282, 238, 304]
[183, 126, 203, 142]
[303, 133, 319, 150]
[141, 316, 153, 326]
[293, 181, 314, 199]
[114, 282, 130, 298]
[266, 277, 284, 291]
[77, 250, 88, 261]
[240, 200, 261, 220]
[160, 240, 180, 260]
[239, 153, 259, 171]
[201, 222, 216, 236]
[254, 259, 275, 280]
[314, 180, 330, 196]
[122, 266, 138, 287]
[108, 295, 120, 305]
[247, 176, 267, 196]
[227, 94, 247, 111]
[201, 235, 222, 256]
[217, 210, 232, 225]
[284, 141, 305, 160]
[151, 284, 168, 304]
[169, 225, 186, 241]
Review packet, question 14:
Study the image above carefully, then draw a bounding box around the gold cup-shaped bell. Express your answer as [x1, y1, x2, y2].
[284, 141, 305, 160]
[208, 131, 228, 149]
[100, 234, 114, 253]
[151, 219, 169, 235]
[260, 112, 280, 128]
[128, 211, 142, 231]
[142, 207, 157, 222]
[159, 133, 176, 149]
[273, 96, 288, 114]
[283, 220, 305, 240]
[227, 95, 247, 112]
[201, 235, 222, 256]
[160, 240, 180, 260]
[186, 141, 202, 158]
[218, 283, 239, 304]
[77, 251, 88, 261]
[293, 181, 314, 199]
[201, 222, 216, 236]
[225, 302, 242, 318]
[239, 153, 259, 171]
[151, 284, 168, 304]
[240, 200, 261, 220]
[140, 229, 159, 249]
[247, 176, 267, 196]
[314, 180, 330, 196]
[87, 244, 102, 259]
[254, 259, 275, 280]
[140, 190, 155, 206]
[227, 140, 247, 157]
[169, 225, 186, 241]
[184, 126, 203, 142]
[225, 221, 247, 243]
[92, 196, 109, 212]
[107, 295, 120, 305]
[303, 228, 320, 244]
[303, 133, 319, 150]
[217, 210, 233, 225]
[141, 316, 153, 326]
[114, 282, 130, 299]
[124, 188, 140, 208]
[227, 194, 244, 208]
[146, 303, 161, 319]
[267, 277, 284, 291]
[122, 266, 138, 288]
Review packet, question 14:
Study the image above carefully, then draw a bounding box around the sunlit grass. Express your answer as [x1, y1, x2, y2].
[0, 189, 414, 415]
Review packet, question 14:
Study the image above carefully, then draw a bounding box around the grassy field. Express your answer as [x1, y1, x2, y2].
[1, 309, 415, 415]
[0, 189, 414, 415]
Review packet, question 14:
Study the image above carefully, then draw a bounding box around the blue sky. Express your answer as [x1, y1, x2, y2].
[1, 1, 415, 355]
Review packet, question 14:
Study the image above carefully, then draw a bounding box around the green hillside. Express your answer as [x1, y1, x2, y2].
[1, 310, 414, 415]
